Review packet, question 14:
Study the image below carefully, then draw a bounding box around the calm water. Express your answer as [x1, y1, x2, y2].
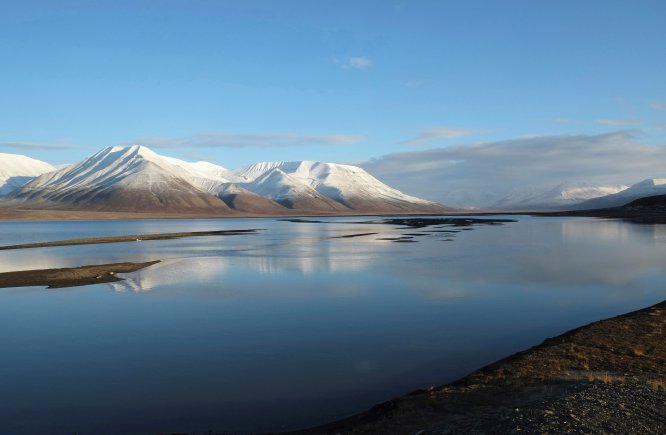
[1, 216, 665, 434]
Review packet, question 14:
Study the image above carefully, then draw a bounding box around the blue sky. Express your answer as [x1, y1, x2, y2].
[1, 0, 665, 203]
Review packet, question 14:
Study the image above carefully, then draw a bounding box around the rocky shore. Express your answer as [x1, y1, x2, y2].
[296, 300, 665, 434]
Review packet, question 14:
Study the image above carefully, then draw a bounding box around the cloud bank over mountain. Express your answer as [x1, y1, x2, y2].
[361, 131, 666, 208]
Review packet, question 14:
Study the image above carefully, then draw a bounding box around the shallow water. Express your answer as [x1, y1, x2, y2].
[0, 216, 665, 434]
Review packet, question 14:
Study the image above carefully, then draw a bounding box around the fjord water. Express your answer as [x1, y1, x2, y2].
[1, 216, 665, 433]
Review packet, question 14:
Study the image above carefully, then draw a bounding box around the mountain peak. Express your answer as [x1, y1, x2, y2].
[635, 178, 666, 187]
[103, 144, 159, 160]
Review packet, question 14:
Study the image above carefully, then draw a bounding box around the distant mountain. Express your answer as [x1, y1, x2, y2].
[492, 182, 629, 211]
[0, 153, 56, 195]
[576, 178, 666, 210]
[2, 146, 444, 214]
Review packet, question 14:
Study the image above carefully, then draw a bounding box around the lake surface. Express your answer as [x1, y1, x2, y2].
[1, 216, 665, 434]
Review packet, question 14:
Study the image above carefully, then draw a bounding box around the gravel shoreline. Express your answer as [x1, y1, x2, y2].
[296, 301, 665, 434]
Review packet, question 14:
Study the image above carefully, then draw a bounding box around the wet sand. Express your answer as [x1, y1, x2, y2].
[0, 261, 160, 288]
[0, 229, 260, 251]
[297, 300, 665, 434]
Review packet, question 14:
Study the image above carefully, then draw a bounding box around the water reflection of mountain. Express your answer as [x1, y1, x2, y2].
[108, 241, 375, 292]
[108, 257, 229, 292]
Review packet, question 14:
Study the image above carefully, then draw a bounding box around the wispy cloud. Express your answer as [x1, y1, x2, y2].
[597, 118, 641, 126]
[334, 56, 372, 70]
[362, 131, 666, 208]
[0, 141, 87, 151]
[404, 79, 427, 88]
[651, 101, 666, 111]
[401, 126, 479, 146]
[127, 131, 363, 149]
[553, 117, 579, 125]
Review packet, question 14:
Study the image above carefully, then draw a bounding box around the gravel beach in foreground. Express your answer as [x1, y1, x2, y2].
[298, 301, 665, 434]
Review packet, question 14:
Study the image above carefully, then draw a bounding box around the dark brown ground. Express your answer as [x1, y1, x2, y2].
[0, 260, 160, 288]
[294, 301, 666, 434]
[0, 229, 260, 250]
[0, 208, 464, 222]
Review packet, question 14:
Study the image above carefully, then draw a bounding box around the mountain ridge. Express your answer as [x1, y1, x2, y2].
[1, 145, 446, 214]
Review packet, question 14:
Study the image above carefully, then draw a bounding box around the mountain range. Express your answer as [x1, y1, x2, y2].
[491, 180, 666, 211]
[491, 182, 630, 210]
[0, 145, 445, 214]
[2, 146, 666, 214]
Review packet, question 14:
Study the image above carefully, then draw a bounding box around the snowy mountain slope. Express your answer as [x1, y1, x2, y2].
[212, 182, 288, 213]
[0, 153, 56, 195]
[160, 156, 288, 213]
[244, 168, 349, 211]
[492, 182, 629, 210]
[161, 156, 230, 194]
[230, 160, 444, 212]
[576, 178, 666, 209]
[12, 146, 231, 212]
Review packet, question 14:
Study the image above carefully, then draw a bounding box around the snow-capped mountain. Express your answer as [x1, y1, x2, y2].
[228, 160, 443, 212]
[0, 153, 56, 195]
[3, 145, 443, 214]
[492, 182, 629, 210]
[11, 146, 231, 212]
[576, 178, 666, 209]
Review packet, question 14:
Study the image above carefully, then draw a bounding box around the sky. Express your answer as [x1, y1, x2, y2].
[1, 0, 665, 206]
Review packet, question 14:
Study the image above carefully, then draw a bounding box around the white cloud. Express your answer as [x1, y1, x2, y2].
[401, 126, 478, 146]
[553, 117, 578, 125]
[0, 141, 87, 150]
[127, 131, 363, 149]
[361, 131, 666, 208]
[334, 56, 372, 70]
[598, 118, 641, 126]
[650, 101, 666, 111]
[349, 56, 372, 70]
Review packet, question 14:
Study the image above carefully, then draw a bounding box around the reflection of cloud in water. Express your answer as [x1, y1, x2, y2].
[561, 219, 633, 242]
[382, 218, 666, 303]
